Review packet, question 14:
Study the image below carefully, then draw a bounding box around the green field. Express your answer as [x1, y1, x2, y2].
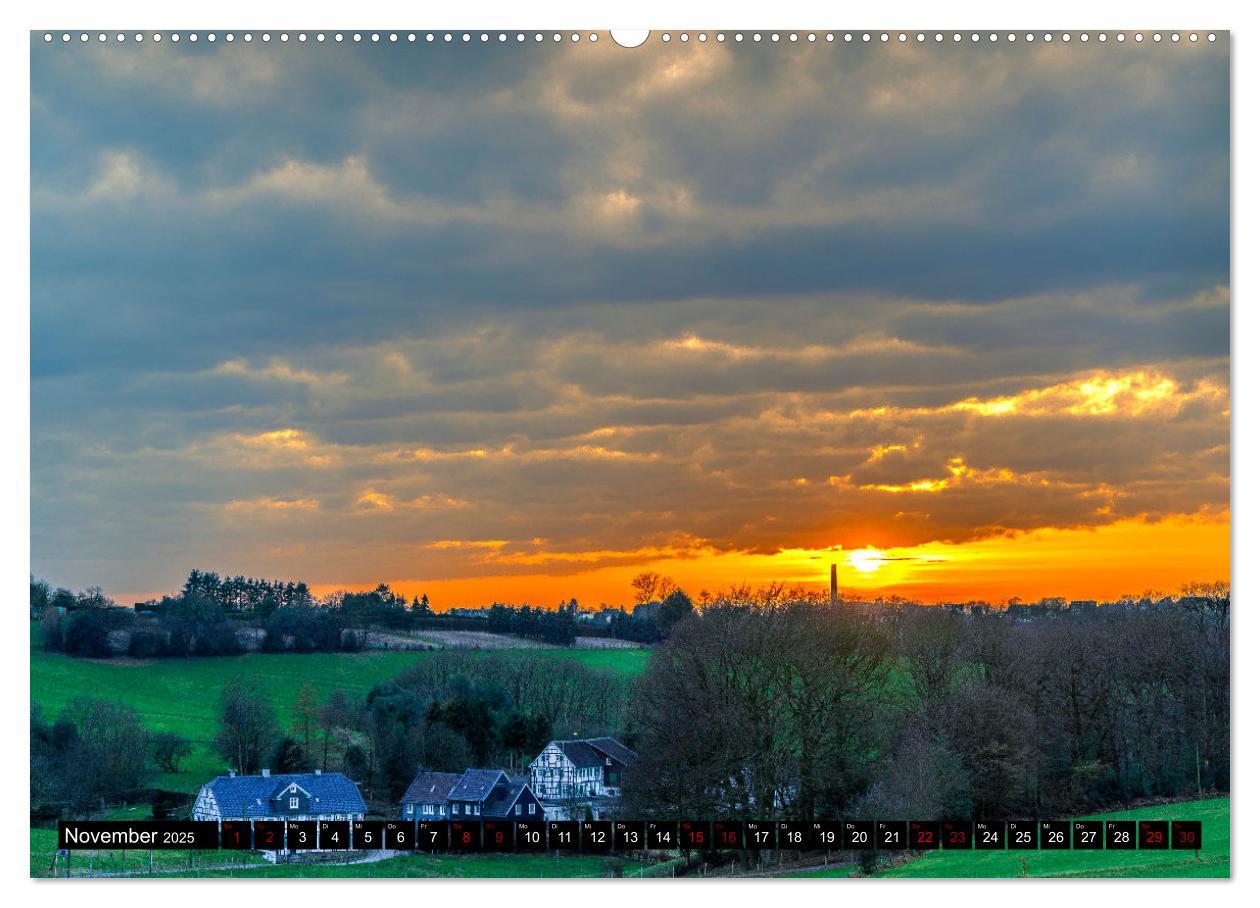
[29, 628, 650, 793]
[170, 853, 645, 878]
[795, 797, 1230, 879]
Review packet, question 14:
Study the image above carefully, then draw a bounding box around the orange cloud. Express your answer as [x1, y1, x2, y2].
[858, 457, 1017, 494]
[355, 489, 395, 511]
[222, 496, 320, 513]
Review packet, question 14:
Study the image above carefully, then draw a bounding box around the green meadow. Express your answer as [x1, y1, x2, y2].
[166, 853, 643, 878]
[796, 797, 1229, 879]
[29, 626, 650, 793]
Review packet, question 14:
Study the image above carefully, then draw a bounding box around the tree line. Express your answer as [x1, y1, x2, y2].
[622, 584, 1229, 824]
[31, 569, 703, 660]
[33, 572, 437, 659]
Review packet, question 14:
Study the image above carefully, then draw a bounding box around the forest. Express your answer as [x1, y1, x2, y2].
[623, 587, 1229, 822]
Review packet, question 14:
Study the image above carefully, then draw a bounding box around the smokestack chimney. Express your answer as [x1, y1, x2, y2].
[830, 564, 838, 606]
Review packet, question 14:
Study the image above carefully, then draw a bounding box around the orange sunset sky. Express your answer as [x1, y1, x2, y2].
[309, 513, 1231, 608]
[32, 38, 1230, 607]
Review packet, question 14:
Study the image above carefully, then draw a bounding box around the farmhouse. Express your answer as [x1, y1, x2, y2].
[448, 769, 543, 820]
[529, 737, 637, 819]
[400, 767, 543, 820]
[399, 770, 460, 819]
[191, 769, 366, 822]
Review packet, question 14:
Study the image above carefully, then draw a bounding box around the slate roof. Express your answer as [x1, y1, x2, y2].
[584, 737, 638, 767]
[399, 770, 461, 805]
[556, 740, 606, 769]
[449, 768, 509, 802]
[203, 772, 365, 819]
[482, 776, 535, 818]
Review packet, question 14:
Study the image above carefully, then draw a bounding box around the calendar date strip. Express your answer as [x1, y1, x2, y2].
[57, 818, 1203, 852]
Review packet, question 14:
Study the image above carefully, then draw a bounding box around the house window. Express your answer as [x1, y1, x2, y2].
[474, 804, 480, 815]
[514, 805, 521, 816]
[528, 803, 535, 815]
[289, 797, 299, 810]
[406, 804, 414, 816]
[452, 804, 459, 815]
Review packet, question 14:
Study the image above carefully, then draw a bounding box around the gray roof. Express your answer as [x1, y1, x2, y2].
[551, 737, 637, 769]
[399, 770, 461, 805]
[482, 776, 535, 818]
[449, 768, 508, 802]
[203, 772, 365, 819]
[585, 737, 638, 767]
[557, 740, 606, 769]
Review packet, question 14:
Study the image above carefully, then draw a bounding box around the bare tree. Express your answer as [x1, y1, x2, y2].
[215, 674, 280, 774]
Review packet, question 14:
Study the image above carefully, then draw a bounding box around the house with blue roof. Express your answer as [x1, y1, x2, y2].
[191, 769, 366, 822]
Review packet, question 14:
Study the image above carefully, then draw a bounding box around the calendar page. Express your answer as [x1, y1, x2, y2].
[28, 25, 1229, 883]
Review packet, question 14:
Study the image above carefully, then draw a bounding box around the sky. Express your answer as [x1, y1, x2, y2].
[30, 34, 1230, 608]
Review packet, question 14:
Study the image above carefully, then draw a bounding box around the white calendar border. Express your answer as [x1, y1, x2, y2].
[2, 1, 1250, 905]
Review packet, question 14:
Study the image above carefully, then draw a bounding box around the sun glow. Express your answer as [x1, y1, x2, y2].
[846, 548, 886, 573]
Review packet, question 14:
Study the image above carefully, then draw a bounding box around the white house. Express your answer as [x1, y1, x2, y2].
[528, 737, 637, 819]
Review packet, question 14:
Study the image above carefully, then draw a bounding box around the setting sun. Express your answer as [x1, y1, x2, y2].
[846, 548, 887, 574]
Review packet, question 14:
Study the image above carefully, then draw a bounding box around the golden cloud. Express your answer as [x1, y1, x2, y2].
[850, 369, 1226, 421]
[222, 496, 320, 513]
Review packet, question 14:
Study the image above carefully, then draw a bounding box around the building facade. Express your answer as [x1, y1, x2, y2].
[528, 737, 637, 819]
[399, 767, 543, 821]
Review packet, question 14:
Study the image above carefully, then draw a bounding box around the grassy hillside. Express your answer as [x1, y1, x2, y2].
[30, 629, 650, 793]
[796, 797, 1229, 879]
